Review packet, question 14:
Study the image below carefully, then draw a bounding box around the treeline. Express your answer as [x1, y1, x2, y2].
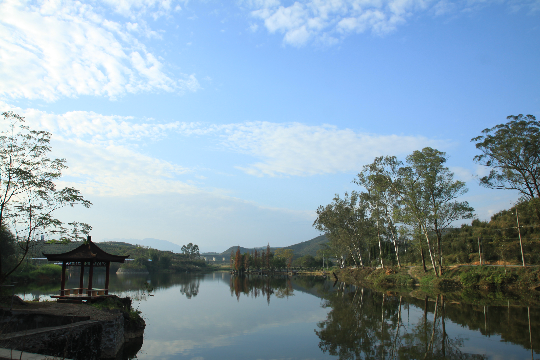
[229, 244, 334, 272]
[314, 115, 540, 276]
[230, 245, 294, 273]
[99, 241, 208, 273]
[442, 199, 540, 265]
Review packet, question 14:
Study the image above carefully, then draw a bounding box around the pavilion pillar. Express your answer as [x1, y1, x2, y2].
[88, 260, 94, 291]
[61, 261, 66, 296]
[79, 262, 85, 294]
[105, 261, 110, 295]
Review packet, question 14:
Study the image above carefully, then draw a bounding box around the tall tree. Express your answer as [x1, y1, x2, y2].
[472, 114, 540, 220]
[234, 246, 242, 272]
[398, 148, 474, 276]
[314, 192, 374, 268]
[355, 156, 404, 268]
[0, 112, 91, 284]
[266, 244, 271, 270]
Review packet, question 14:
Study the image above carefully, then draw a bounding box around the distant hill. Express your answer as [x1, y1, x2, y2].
[29, 240, 139, 258]
[101, 238, 184, 253]
[202, 234, 328, 259]
[284, 234, 328, 258]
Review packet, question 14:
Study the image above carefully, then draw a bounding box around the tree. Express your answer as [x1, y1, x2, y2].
[314, 192, 374, 268]
[472, 114, 540, 220]
[181, 242, 200, 259]
[317, 243, 332, 269]
[0, 112, 91, 284]
[234, 246, 242, 272]
[355, 156, 404, 268]
[397, 148, 474, 276]
[274, 248, 294, 270]
[0, 227, 16, 279]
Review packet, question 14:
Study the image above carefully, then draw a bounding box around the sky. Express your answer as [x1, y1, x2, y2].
[0, 0, 539, 253]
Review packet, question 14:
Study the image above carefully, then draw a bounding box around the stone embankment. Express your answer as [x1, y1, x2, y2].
[0, 296, 145, 360]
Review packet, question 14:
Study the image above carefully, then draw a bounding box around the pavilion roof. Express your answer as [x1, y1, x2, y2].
[43, 239, 129, 263]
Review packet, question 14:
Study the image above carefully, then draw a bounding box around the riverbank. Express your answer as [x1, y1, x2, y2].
[0, 296, 145, 359]
[335, 265, 540, 306]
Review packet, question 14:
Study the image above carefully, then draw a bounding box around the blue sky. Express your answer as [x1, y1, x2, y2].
[1, 0, 539, 252]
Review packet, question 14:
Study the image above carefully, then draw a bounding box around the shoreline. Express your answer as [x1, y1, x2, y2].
[334, 265, 540, 307]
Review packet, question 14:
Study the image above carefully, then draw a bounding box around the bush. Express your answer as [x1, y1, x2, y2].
[29, 264, 62, 278]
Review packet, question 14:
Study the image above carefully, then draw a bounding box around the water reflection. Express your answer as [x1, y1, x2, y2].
[14, 272, 540, 359]
[229, 275, 294, 303]
[316, 284, 539, 360]
[179, 277, 200, 299]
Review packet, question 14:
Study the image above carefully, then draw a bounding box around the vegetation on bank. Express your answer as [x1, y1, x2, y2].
[314, 115, 540, 279]
[90, 296, 145, 333]
[336, 265, 540, 292]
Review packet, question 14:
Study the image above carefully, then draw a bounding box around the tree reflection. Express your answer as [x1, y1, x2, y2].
[229, 275, 294, 304]
[179, 277, 200, 299]
[316, 285, 490, 360]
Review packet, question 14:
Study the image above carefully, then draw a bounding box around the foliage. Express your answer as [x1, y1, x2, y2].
[0, 112, 91, 283]
[314, 192, 375, 268]
[438, 198, 540, 266]
[274, 248, 293, 269]
[181, 242, 200, 259]
[472, 114, 540, 219]
[355, 156, 404, 268]
[315, 147, 474, 276]
[398, 147, 474, 276]
[0, 227, 17, 274]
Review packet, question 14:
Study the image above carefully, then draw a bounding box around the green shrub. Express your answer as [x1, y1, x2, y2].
[29, 264, 62, 278]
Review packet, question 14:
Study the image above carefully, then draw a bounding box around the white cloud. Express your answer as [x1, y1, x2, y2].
[1, 105, 199, 197]
[12, 106, 204, 142]
[0, 0, 199, 101]
[244, 0, 540, 46]
[99, 0, 188, 20]
[219, 122, 448, 176]
[1, 105, 449, 193]
[55, 139, 196, 197]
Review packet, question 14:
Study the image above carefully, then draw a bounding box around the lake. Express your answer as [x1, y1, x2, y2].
[16, 271, 540, 359]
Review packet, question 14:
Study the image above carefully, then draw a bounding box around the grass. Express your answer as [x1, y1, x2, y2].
[337, 264, 540, 291]
[90, 296, 145, 326]
[336, 265, 540, 307]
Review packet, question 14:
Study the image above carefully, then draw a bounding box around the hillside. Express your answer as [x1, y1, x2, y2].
[203, 234, 328, 259]
[285, 234, 328, 258]
[29, 241, 141, 258]
[31, 233, 330, 261]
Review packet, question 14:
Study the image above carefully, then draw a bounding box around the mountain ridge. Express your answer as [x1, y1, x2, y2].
[101, 234, 328, 258]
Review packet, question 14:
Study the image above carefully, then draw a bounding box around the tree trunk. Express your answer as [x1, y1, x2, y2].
[388, 224, 401, 268]
[347, 247, 358, 267]
[422, 228, 439, 277]
[421, 248, 427, 273]
[377, 221, 384, 269]
[478, 237, 483, 265]
[435, 226, 443, 275]
[353, 244, 364, 267]
[517, 209, 526, 266]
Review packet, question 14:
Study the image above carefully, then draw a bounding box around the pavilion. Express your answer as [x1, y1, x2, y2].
[43, 236, 129, 300]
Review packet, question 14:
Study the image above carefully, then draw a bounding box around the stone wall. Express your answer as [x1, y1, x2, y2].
[99, 313, 125, 358]
[0, 297, 145, 359]
[0, 320, 103, 360]
[0, 310, 90, 333]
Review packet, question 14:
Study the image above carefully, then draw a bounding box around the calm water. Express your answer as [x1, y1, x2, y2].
[15, 271, 540, 359]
